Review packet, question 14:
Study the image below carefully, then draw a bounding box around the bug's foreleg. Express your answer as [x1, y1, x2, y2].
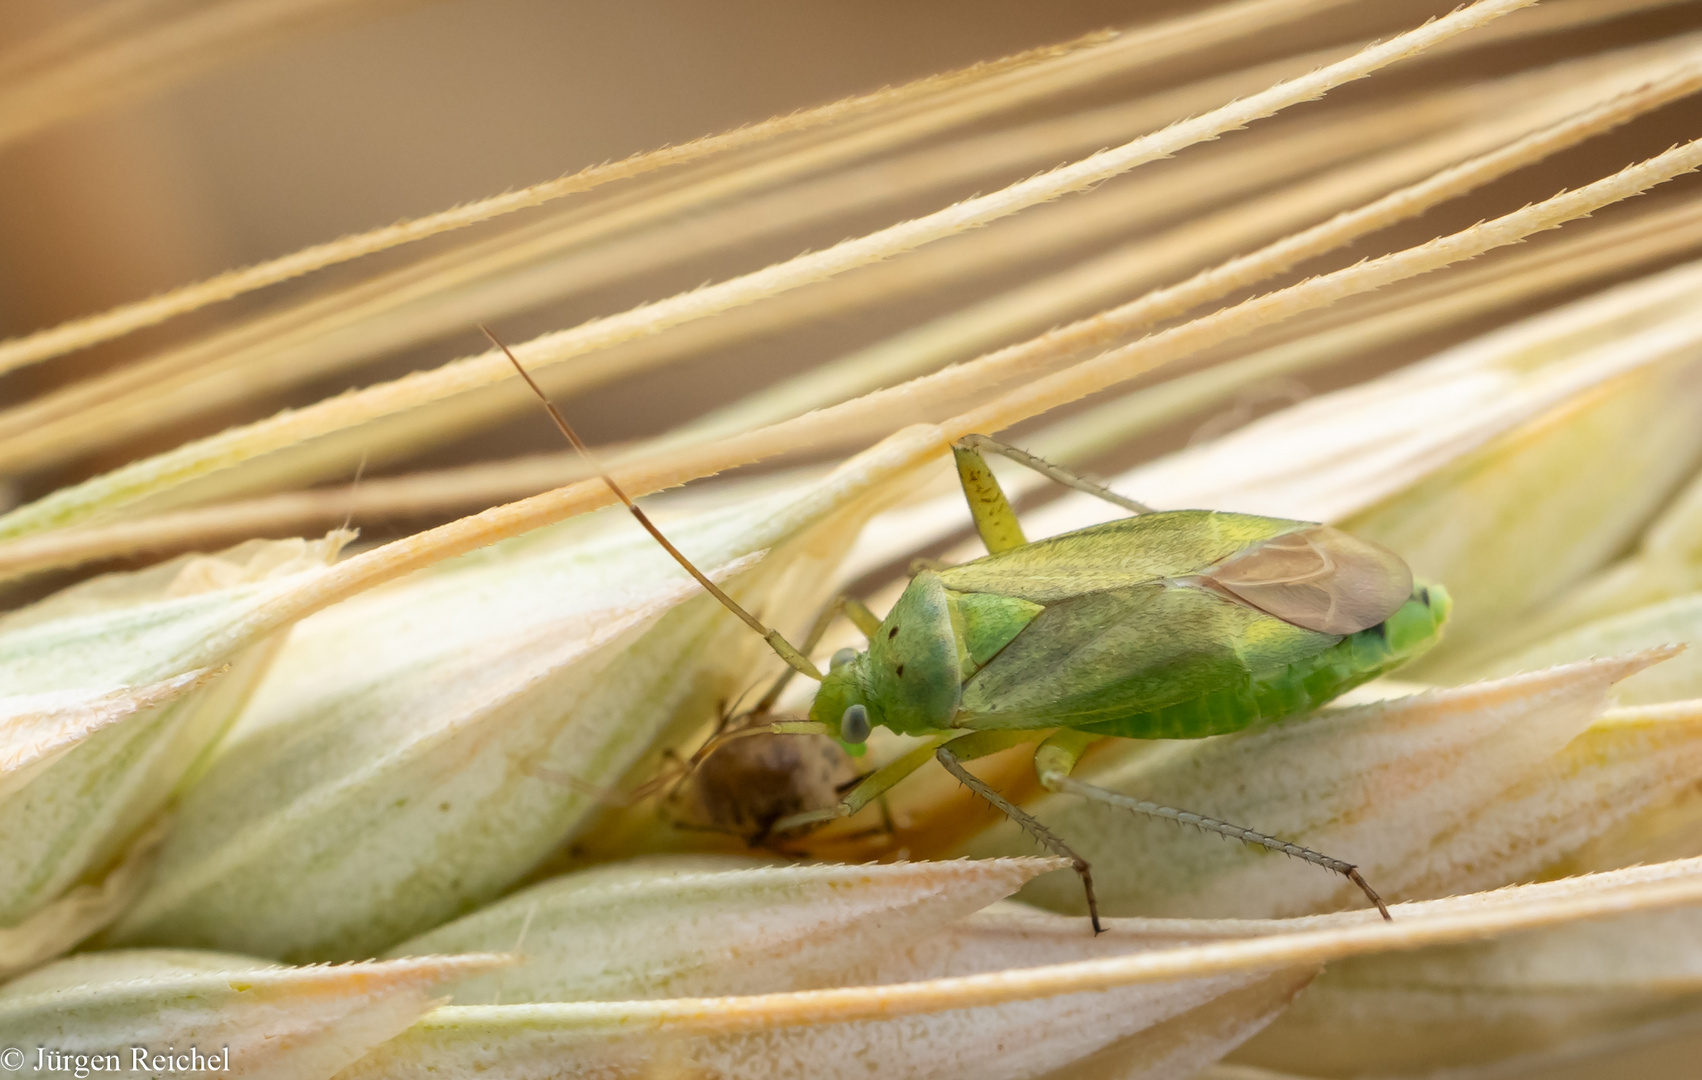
[748, 594, 882, 717]
[934, 732, 1103, 934]
[955, 434, 1153, 518]
[770, 733, 954, 835]
[1034, 731, 1393, 922]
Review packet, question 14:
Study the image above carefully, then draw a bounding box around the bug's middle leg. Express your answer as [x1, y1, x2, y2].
[934, 730, 1102, 933]
[1034, 731, 1392, 921]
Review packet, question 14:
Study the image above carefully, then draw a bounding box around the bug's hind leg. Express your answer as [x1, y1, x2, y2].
[935, 735, 1102, 933]
[955, 434, 1153, 517]
[1034, 731, 1391, 921]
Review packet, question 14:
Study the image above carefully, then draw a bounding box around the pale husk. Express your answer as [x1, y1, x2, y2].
[0, 949, 503, 1080]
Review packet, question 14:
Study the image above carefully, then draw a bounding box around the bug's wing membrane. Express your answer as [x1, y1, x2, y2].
[1202, 525, 1413, 635]
[955, 584, 1336, 732]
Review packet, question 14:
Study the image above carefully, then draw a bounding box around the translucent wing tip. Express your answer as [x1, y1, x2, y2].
[1203, 524, 1413, 635]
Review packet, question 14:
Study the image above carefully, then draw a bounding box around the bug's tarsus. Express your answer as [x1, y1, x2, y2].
[484, 324, 821, 682]
[1043, 772, 1391, 922]
[1345, 868, 1392, 922]
[936, 744, 1102, 933]
[955, 434, 1153, 515]
[798, 791, 899, 848]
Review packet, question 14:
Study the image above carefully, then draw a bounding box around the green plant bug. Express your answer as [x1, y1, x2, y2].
[489, 329, 1451, 931]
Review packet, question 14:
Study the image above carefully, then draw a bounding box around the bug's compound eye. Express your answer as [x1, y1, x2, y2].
[829, 647, 858, 672]
[840, 704, 871, 744]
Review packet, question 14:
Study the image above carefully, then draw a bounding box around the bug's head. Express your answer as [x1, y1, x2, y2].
[810, 647, 874, 749]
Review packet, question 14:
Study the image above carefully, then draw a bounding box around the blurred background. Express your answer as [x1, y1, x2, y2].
[1, 0, 1700, 539]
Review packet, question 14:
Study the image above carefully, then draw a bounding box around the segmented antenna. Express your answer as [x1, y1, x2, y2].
[482, 325, 822, 681]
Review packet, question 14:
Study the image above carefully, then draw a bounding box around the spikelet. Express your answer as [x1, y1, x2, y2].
[7, 1, 1702, 1077]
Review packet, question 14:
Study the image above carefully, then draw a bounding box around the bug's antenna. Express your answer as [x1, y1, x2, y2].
[482, 324, 822, 681]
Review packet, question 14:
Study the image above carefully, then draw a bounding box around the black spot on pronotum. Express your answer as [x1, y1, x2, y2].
[896, 664, 905, 677]
[1369, 621, 1388, 642]
[1418, 586, 1431, 605]
[889, 626, 900, 639]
